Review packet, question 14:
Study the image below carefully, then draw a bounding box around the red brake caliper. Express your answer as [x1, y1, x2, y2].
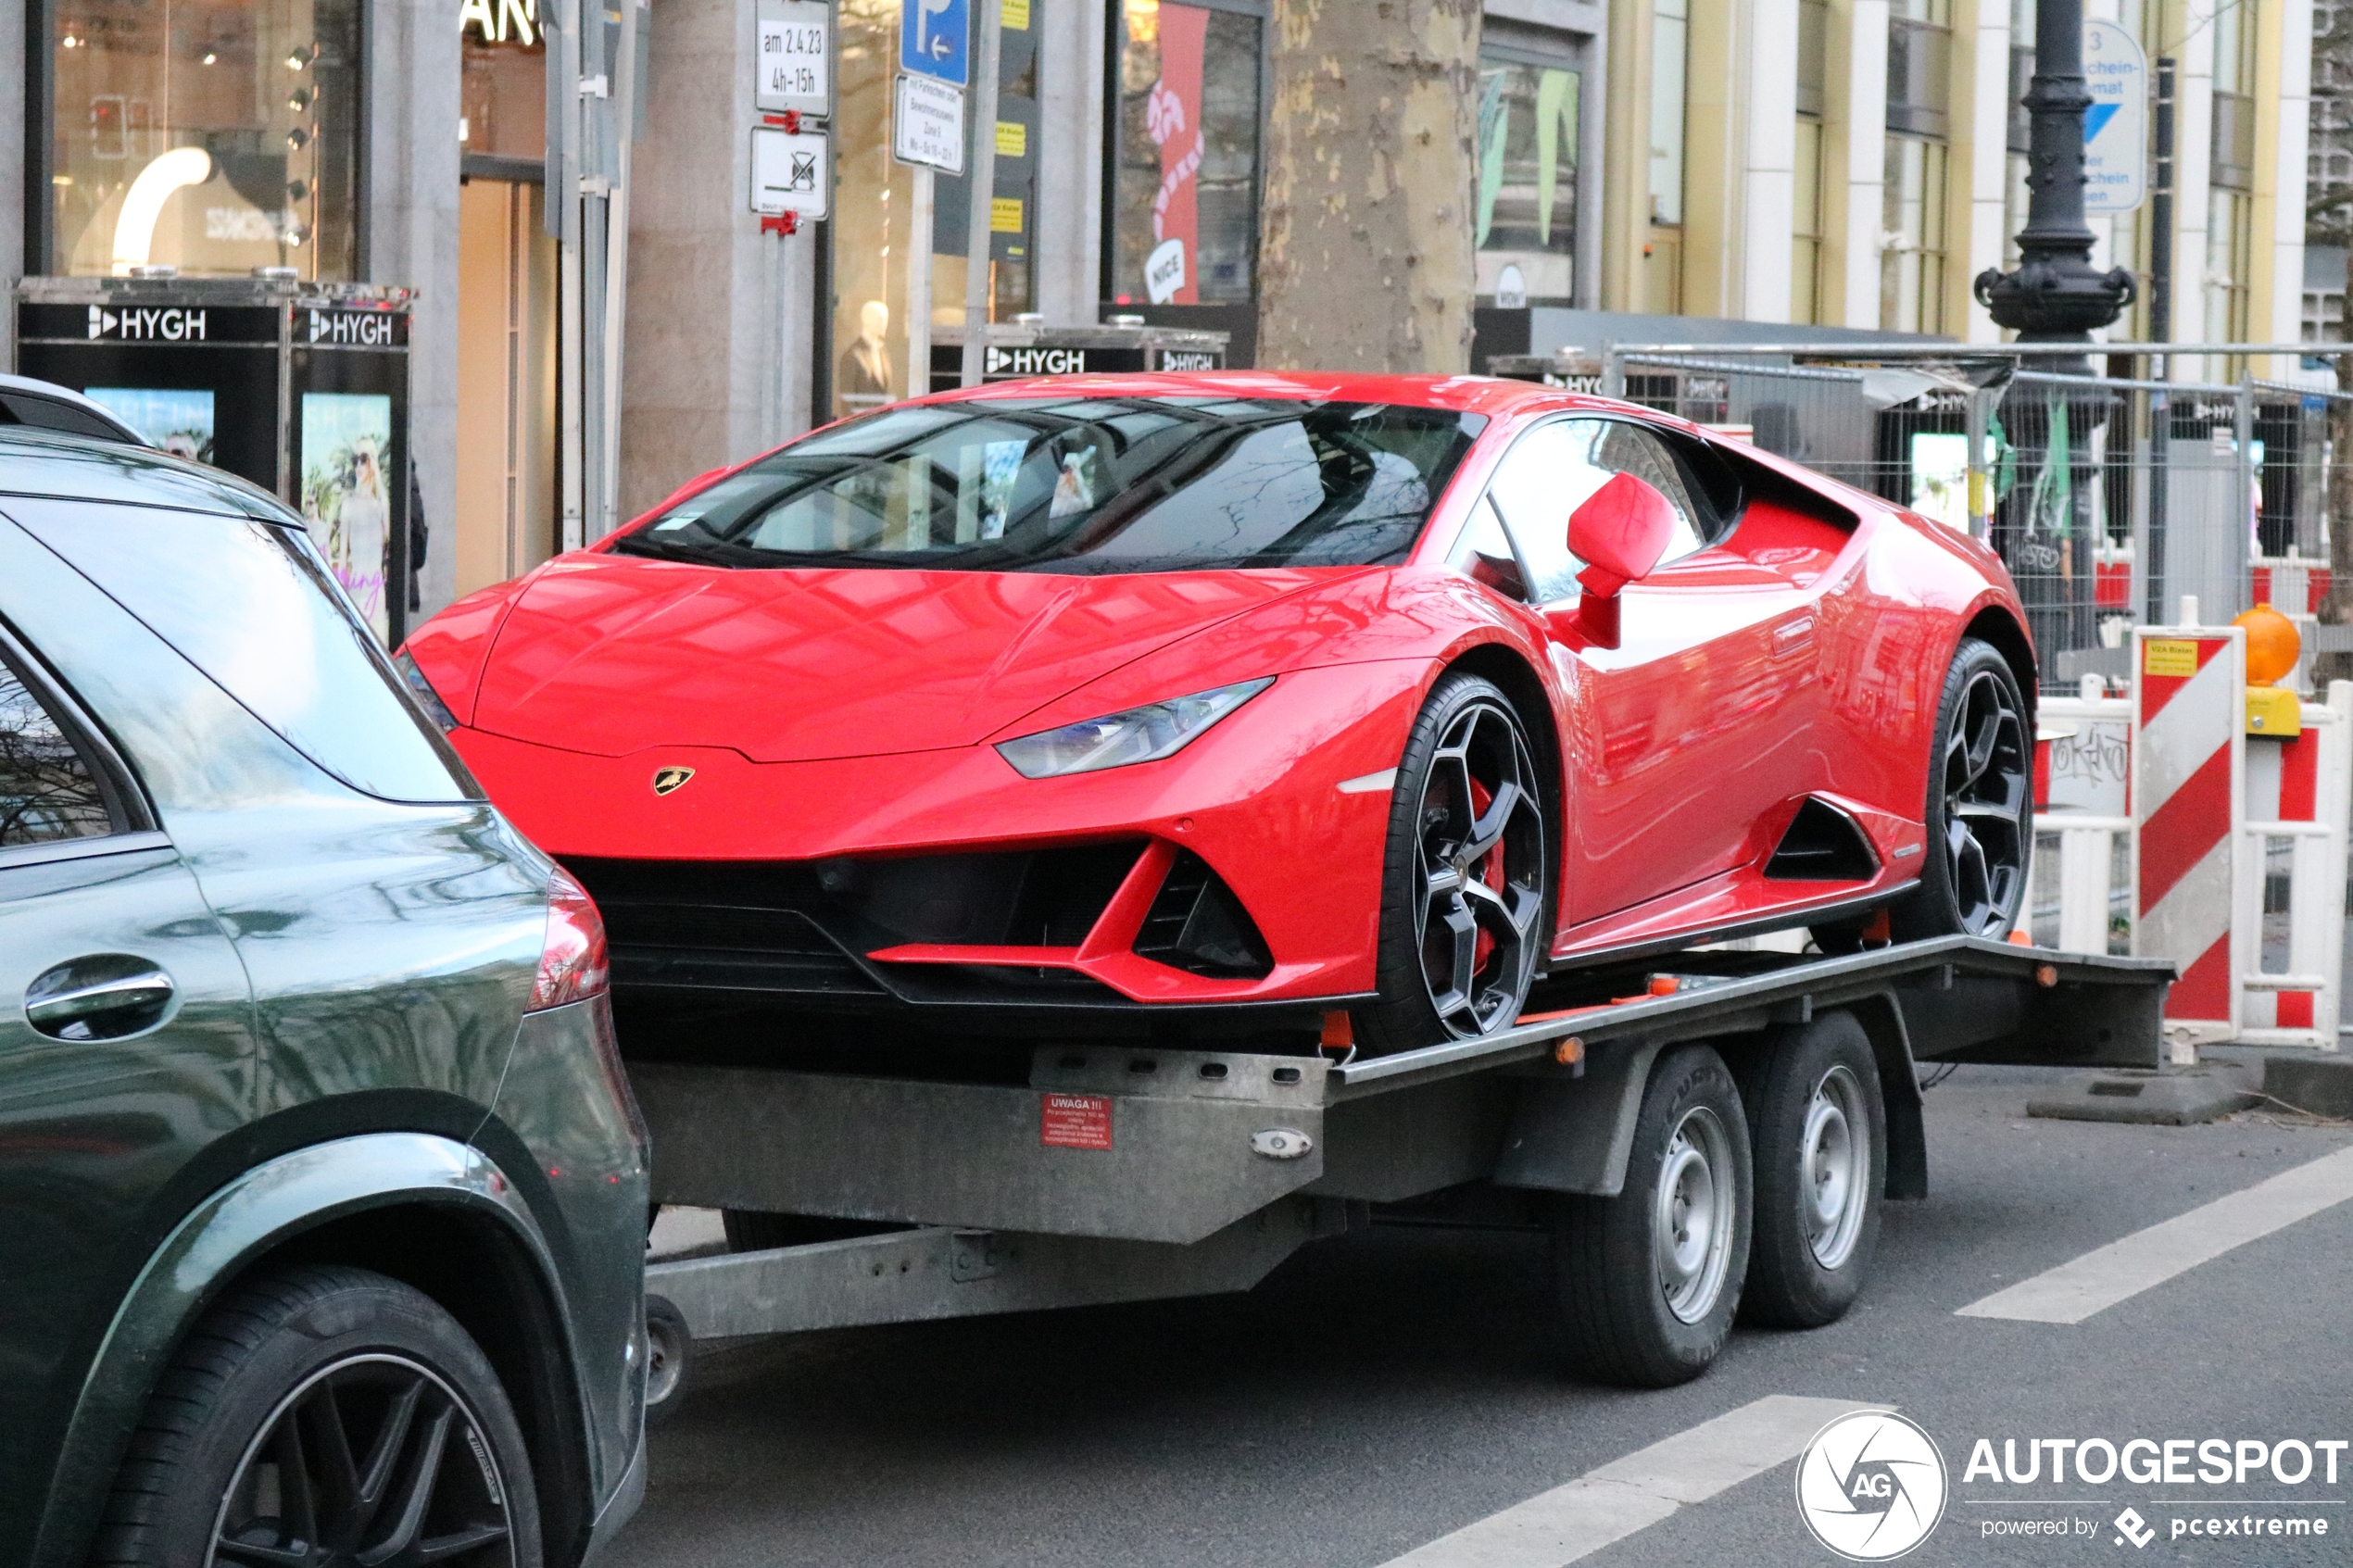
[1467, 777, 1504, 972]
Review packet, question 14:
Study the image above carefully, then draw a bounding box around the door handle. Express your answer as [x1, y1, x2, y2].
[24, 959, 176, 1041]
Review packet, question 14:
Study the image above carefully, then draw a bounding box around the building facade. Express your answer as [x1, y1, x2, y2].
[5, 0, 2315, 627]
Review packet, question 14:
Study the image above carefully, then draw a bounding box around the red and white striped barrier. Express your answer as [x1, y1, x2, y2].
[2237, 683, 2353, 1047]
[2034, 628, 2349, 1059]
[2131, 626, 2247, 1058]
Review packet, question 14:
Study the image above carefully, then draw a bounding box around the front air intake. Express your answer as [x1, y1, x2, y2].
[1765, 797, 1881, 882]
[1133, 851, 1274, 979]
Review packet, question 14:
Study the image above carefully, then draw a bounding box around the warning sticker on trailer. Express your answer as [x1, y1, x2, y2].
[2144, 638, 2199, 677]
[1040, 1093, 1114, 1149]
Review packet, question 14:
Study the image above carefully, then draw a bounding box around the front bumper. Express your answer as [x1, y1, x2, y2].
[458, 663, 1431, 1017]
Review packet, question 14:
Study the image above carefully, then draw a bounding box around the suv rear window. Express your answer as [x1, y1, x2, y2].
[9, 498, 478, 804]
[612, 396, 1486, 575]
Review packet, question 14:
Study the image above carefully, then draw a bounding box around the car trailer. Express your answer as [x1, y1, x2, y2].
[636, 935, 2171, 1411]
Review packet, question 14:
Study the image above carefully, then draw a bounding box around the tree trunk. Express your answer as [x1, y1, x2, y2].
[1256, 0, 1481, 373]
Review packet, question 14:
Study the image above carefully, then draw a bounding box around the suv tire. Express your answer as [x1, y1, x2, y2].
[93, 1264, 541, 1568]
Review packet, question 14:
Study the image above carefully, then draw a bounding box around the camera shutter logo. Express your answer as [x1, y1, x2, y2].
[1793, 1411, 1948, 1561]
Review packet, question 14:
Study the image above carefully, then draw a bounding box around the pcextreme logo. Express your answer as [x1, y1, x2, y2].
[1795, 1411, 1950, 1561]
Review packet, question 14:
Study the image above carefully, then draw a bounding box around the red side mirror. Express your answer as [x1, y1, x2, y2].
[1567, 471, 1677, 598]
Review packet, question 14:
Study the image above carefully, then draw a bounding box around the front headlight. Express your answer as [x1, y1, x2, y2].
[995, 678, 1275, 779]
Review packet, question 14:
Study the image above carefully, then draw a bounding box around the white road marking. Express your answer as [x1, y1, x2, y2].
[1957, 1144, 2353, 1324]
[1374, 1395, 1888, 1568]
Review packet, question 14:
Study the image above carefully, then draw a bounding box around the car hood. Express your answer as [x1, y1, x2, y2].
[467, 553, 1362, 761]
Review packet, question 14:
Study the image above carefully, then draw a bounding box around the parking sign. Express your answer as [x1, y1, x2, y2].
[2082, 19, 2146, 212]
[900, 0, 968, 86]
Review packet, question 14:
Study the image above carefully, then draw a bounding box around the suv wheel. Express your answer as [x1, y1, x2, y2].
[94, 1264, 541, 1568]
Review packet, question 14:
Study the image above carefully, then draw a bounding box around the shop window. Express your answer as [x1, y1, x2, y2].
[1649, 0, 1688, 228]
[1476, 45, 1581, 307]
[1881, 133, 1948, 333]
[934, 0, 1039, 322]
[47, 0, 361, 279]
[462, 0, 548, 164]
[1793, 118, 1824, 323]
[2206, 188, 2252, 341]
[1793, 0, 1825, 322]
[1886, 0, 1952, 138]
[1108, 0, 1264, 309]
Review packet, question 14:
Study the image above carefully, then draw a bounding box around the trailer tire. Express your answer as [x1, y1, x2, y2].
[644, 1293, 692, 1427]
[1735, 1012, 1885, 1329]
[1549, 1045, 1752, 1387]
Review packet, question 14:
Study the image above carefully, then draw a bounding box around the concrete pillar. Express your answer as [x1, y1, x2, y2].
[1827, 0, 1889, 327]
[1602, 0, 1656, 309]
[1681, 0, 1744, 317]
[2256, 0, 2312, 370]
[2170, 0, 2215, 351]
[618, 0, 815, 524]
[1958, 0, 2010, 340]
[1033, 0, 1105, 325]
[368, 0, 465, 619]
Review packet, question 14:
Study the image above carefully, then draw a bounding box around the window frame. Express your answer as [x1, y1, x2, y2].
[1468, 414, 1746, 605]
[0, 615, 165, 872]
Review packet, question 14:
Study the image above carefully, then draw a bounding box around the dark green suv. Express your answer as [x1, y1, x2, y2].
[0, 430, 648, 1567]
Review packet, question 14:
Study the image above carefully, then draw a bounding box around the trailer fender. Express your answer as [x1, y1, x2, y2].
[1491, 1038, 1668, 1198]
[1488, 992, 1926, 1201]
[1842, 991, 1928, 1201]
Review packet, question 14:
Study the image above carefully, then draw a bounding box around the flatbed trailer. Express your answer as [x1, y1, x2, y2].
[637, 935, 2171, 1410]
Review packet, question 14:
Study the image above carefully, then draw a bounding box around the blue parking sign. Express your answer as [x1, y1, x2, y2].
[900, 0, 969, 85]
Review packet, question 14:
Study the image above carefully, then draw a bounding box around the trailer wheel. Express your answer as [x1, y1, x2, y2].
[1550, 1045, 1752, 1386]
[644, 1294, 692, 1427]
[1735, 1012, 1886, 1329]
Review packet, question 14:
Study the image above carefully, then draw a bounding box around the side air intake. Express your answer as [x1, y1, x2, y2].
[1765, 798, 1881, 882]
[1134, 851, 1274, 979]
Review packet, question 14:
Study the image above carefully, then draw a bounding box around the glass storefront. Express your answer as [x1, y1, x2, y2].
[1107, 0, 1263, 345]
[1475, 46, 1580, 306]
[46, 0, 362, 279]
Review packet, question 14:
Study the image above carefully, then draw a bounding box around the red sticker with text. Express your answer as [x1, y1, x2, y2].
[1040, 1093, 1113, 1150]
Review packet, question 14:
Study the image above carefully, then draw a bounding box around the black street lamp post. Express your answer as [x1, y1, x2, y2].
[1971, 0, 2137, 367]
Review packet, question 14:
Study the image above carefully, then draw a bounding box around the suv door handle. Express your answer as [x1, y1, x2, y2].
[24, 959, 177, 1041]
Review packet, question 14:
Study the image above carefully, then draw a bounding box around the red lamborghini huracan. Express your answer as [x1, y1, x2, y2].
[399, 372, 2035, 1058]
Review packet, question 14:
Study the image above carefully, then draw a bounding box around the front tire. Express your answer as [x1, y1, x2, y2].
[94, 1265, 541, 1568]
[1891, 636, 2032, 940]
[1354, 673, 1549, 1056]
[1736, 1012, 1886, 1328]
[1550, 1046, 1753, 1386]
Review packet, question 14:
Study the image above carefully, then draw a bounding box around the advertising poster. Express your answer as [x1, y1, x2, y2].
[1909, 431, 1971, 532]
[298, 392, 395, 639]
[1145, 2, 1207, 304]
[83, 387, 217, 464]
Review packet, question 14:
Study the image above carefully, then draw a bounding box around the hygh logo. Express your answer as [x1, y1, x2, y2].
[1795, 1411, 1948, 1561]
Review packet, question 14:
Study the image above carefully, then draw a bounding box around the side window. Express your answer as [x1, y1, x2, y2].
[1447, 496, 1530, 601]
[1485, 418, 1721, 602]
[0, 653, 114, 848]
[10, 500, 476, 805]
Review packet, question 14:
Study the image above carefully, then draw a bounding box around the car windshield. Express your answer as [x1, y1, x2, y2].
[611, 395, 1486, 574]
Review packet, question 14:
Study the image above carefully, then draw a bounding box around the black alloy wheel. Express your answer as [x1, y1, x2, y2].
[1893, 638, 2032, 941]
[212, 1356, 518, 1567]
[1358, 674, 1549, 1053]
[94, 1265, 540, 1568]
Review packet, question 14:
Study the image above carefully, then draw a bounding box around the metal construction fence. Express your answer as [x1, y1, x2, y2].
[1554, 342, 2353, 696]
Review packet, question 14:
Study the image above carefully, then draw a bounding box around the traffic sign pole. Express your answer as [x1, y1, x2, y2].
[959, 0, 1001, 387]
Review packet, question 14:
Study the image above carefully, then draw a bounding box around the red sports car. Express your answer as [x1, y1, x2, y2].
[400, 372, 2034, 1058]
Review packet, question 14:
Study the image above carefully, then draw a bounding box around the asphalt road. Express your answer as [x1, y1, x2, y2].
[619, 1064, 2353, 1568]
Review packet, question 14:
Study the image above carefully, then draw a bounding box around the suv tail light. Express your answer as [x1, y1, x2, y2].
[528, 867, 610, 1011]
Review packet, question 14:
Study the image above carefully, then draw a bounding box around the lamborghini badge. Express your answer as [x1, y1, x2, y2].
[651, 766, 696, 796]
